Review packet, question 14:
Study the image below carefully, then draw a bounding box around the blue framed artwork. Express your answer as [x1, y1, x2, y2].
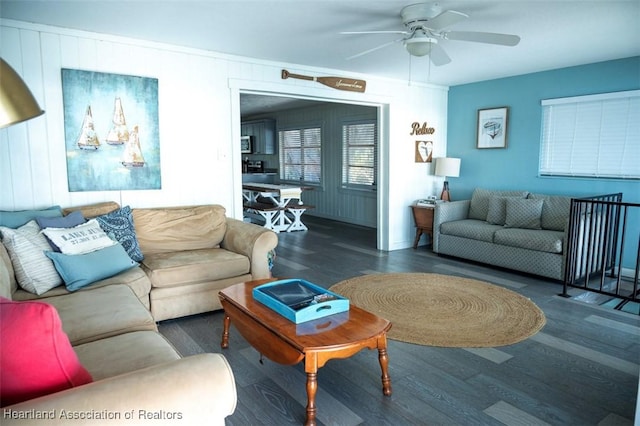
[61, 69, 161, 191]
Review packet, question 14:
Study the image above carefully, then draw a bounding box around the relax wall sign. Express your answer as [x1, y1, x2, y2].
[411, 121, 436, 163]
[410, 122, 435, 136]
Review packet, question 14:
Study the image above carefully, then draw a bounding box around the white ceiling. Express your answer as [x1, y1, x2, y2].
[2, 1, 639, 113]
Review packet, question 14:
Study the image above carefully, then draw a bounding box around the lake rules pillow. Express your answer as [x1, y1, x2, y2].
[41, 219, 116, 255]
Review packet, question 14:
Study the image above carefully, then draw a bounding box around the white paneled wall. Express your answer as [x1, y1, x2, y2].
[0, 19, 448, 250]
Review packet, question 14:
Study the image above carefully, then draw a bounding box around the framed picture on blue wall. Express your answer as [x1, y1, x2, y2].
[477, 107, 508, 149]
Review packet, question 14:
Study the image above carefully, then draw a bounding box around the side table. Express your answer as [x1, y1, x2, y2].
[411, 204, 434, 249]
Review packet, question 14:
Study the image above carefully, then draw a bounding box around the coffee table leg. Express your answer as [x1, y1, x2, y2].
[221, 313, 230, 349]
[305, 372, 318, 426]
[378, 335, 392, 396]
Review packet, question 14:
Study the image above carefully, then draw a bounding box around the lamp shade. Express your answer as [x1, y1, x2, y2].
[0, 58, 45, 129]
[434, 157, 461, 178]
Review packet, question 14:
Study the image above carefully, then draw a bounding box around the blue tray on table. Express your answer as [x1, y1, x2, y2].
[252, 279, 349, 324]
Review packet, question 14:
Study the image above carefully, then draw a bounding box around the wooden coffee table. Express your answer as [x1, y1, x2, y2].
[219, 279, 392, 426]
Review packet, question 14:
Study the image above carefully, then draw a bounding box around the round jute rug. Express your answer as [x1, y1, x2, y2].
[329, 273, 546, 348]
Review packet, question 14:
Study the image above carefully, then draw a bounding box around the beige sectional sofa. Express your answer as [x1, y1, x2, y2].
[0, 201, 279, 422]
[1, 252, 237, 424]
[10, 201, 278, 321]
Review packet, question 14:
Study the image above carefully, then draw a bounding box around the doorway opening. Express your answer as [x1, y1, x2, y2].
[237, 91, 388, 249]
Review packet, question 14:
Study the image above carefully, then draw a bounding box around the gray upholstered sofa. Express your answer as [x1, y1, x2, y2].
[433, 188, 573, 280]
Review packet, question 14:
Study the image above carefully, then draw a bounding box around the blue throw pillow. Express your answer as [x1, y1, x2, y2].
[0, 206, 62, 229]
[95, 206, 143, 262]
[36, 210, 85, 230]
[36, 211, 87, 252]
[45, 244, 138, 291]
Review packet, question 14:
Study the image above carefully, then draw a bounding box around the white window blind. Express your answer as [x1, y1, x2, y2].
[539, 90, 640, 179]
[342, 121, 377, 189]
[278, 127, 322, 184]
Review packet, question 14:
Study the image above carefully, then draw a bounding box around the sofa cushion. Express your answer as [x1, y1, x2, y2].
[0, 205, 62, 229]
[0, 248, 12, 300]
[41, 218, 117, 255]
[505, 198, 544, 229]
[486, 195, 526, 225]
[46, 243, 138, 291]
[96, 206, 144, 262]
[11, 266, 152, 309]
[494, 228, 564, 254]
[133, 205, 227, 255]
[0, 220, 62, 295]
[62, 201, 120, 219]
[528, 193, 572, 231]
[42, 284, 157, 346]
[439, 219, 503, 243]
[468, 188, 529, 220]
[75, 331, 180, 381]
[0, 243, 17, 298]
[0, 297, 93, 407]
[141, 248, 250, 288]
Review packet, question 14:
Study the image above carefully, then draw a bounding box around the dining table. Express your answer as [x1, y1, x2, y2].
[242, 182, 312, 232]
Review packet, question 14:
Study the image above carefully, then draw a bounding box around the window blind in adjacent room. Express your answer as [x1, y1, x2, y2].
[279, 127, 322, 184]
[342, 121, 377, 189]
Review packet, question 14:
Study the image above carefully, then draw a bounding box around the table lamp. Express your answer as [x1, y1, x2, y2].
[434, 157, 461, 201]
[0, 58, 45, 129]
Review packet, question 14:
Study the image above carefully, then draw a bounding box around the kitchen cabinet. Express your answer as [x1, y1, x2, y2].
[241, 119, 276, 154]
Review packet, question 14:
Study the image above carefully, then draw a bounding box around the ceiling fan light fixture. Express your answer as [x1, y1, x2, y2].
[343, 3, 519, 64]
[404, 35, 437, 57]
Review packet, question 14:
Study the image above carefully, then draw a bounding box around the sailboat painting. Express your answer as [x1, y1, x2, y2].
[105, 97, 130, 145]
[122, 126, 145, 167]
[76, 106, 100, 150]
[61, 69, 161, 191]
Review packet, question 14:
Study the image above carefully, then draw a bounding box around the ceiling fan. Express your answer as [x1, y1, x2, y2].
[342, 2, 520, 66]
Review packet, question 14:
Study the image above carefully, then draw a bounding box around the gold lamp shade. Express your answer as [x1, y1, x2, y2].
[0, 58, 45, 129]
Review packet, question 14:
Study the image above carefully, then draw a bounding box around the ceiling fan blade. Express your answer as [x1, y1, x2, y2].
[346, 37, 405, 60]
[444, 31, 520, 46]
[428, 43, 451, 66]
[425, 10, 468, 30]
[341, 30, 408, 35]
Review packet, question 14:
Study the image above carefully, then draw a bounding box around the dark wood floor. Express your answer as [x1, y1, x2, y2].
[158, 216, 639, 426]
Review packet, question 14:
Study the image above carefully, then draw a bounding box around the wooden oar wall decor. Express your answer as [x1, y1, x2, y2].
[281, 70, 366, 93]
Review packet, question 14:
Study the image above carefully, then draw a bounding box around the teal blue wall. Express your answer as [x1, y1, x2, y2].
[447, 56, 640, 269]
[448, 56, 639, 201]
